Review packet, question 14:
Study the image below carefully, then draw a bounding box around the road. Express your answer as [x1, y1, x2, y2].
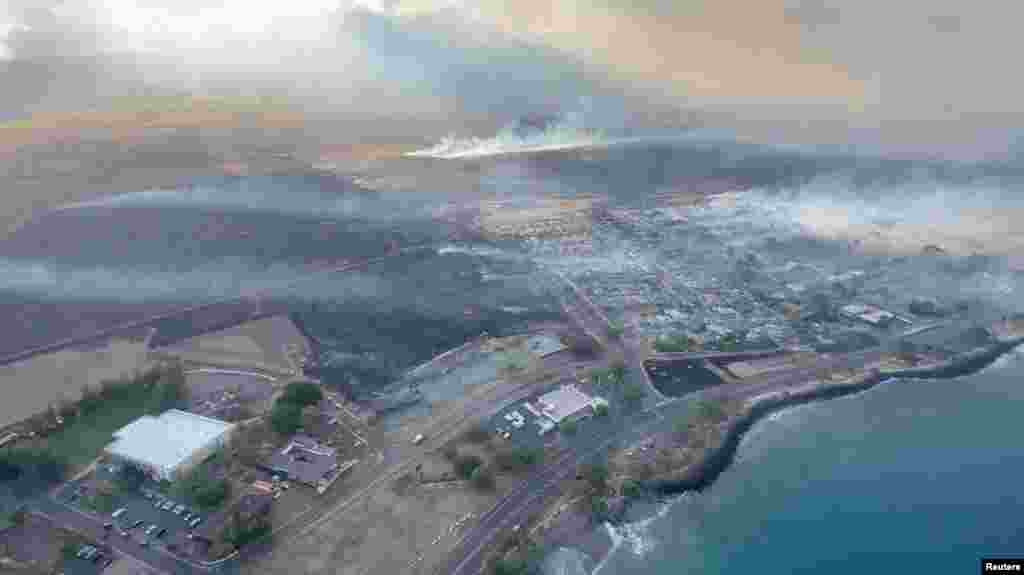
[437, 346, 891, 575]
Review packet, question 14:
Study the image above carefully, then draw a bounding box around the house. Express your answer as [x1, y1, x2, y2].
[104, 410, 235, 481]
[263, 435, 339, 489]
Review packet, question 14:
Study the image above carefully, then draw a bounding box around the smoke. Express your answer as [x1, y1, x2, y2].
[2, 1, 1022, 158]
[0, 256, 392, 303]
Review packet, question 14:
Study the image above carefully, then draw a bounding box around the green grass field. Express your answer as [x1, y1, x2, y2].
[41, 386, 156, 468]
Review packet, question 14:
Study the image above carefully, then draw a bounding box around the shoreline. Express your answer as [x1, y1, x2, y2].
[539, 334, 1024, 570]
[646, 334, 1024, 496]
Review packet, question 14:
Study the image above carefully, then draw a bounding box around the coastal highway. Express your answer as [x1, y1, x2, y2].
[438, 401, 687, 575]
[437, 347, 890, 575]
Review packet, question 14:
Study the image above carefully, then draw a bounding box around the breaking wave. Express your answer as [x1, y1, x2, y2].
[594, 495, 686, 573]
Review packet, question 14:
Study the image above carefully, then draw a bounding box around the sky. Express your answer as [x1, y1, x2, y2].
[1, 0, 1022, 159]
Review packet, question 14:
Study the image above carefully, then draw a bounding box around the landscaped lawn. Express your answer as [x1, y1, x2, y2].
[41, 386, 157, 468]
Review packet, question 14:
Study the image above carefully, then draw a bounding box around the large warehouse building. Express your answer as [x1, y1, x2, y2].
[104, 410, 235, 481]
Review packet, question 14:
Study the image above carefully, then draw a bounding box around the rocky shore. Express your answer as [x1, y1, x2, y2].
[643, 333, 1024, 496]
[537, 331, 1024, 572]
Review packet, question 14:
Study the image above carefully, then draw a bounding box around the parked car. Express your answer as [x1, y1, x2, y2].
[139, 539, 149, 547]
[144, 525, 157, 536]
[102, 557, 113, 567]
[161, 501, 174, 511]
[91, 552, 105, 563]
[131, 519, 145, 528]
[119, 530, 129, 537]
[281, 482, 290, 490]
[142, 491, 154, 500]
[102, 522, 113, 530]
[188, 516, 202, 528]
[183, 513, 193, 522]
[111, 508, 127, 519]
[154, 528, 167, 538]
[173, 504, 185, 515]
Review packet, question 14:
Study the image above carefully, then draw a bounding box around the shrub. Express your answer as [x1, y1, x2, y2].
[192, 480, 230, 509]
[280, 382, 323, 407]
[559, 420, 578, 435]
[654, 334, 685, 352]
[589, 495, 610, 520]
[223, 521, 271, 549]
[494, 558, 530, 575]
[454, 454, 484, 479]
[593, 403, 610, 417]
[470, 466, 495, 490]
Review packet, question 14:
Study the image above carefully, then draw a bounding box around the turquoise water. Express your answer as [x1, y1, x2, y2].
[601, 345, 1024, 575]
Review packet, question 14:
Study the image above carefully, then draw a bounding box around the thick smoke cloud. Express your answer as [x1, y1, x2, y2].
[1, 1, 1022, 158]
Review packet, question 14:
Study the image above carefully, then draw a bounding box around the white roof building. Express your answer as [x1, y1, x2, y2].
[105, 410, 234, 481]
[536, 384, 604, 423]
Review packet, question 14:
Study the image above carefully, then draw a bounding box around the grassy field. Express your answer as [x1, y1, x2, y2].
[39, 384, 155, 468]
[37, 365, 186, 469]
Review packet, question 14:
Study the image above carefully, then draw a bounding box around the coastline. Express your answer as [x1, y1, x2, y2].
[538, 333, 1024, 570]
[646, 334, 1024, 497]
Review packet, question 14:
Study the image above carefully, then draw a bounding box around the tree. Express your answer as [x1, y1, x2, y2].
[589, 495, 610, 520]
[454, 454, 484, 479]
[607, 321, 625, 339]
[623, 382, 646, 404]
[280, 382, 323, 407]
[559, 420, 578, 435]
[693, 399, 727, 423]
[672, 416, 690, 435]
[621, 479, 642, 498]
[270, 401, 302, 435]
[583, 463, 609, 491]
[593, 403, 610, 417]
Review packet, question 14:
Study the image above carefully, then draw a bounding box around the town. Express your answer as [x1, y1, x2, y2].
[0, 189, 1021, 575]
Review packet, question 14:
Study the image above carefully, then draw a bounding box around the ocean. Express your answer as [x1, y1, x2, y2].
[598, 345, 1024, 575]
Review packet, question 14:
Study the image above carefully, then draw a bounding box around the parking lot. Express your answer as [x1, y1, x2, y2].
[60, 466, 206, 550]
[486, 392, 561, 450]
